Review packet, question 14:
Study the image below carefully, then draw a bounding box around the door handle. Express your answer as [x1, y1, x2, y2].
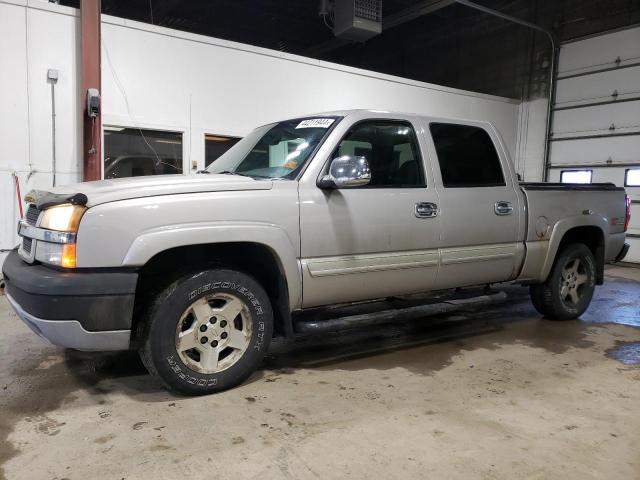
[494, 201, 514, 216]
[415, 202, 438, 218]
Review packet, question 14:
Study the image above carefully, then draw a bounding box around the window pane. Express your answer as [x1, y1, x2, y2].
[430, 123, 505, 188]
[205, 135, 241, 167]
[626, 169, 640, 187]
[104, 127, 182, 179]
[561, 170, 592, 184]
[333, 121, 425, 187]
[207, 117, 338, 179]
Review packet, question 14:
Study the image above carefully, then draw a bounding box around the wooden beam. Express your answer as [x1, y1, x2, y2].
[81, 0, 102, 181]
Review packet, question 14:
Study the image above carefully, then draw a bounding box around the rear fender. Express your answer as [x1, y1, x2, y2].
[537, 215, 607, 282]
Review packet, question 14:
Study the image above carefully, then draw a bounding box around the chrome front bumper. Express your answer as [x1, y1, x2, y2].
[6, 293, 131, 351]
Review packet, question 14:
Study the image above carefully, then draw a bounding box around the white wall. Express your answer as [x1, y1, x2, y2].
[1, 0, 82, 269]
[0, 0, 522, 269]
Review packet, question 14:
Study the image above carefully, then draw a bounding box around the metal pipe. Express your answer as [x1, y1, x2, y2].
[47, 69, 59, 185]
[50, 80, 57, 186]
[13, 172, 24, 219]
[453, 0, 559, 182]
[383, 0, 456, 30]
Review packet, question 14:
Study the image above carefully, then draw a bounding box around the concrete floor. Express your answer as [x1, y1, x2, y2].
[1, 266, 639, 480]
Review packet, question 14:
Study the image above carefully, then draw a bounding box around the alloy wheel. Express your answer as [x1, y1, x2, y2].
[175, 293, 252, 374]
[560, 258, 589, 306]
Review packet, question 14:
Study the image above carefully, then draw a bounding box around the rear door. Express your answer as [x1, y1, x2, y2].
[424, 121, 522, 289]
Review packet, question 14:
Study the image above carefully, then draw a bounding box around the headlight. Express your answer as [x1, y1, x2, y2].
[34, 204, 85, 268]
[39, 204, 86, 232]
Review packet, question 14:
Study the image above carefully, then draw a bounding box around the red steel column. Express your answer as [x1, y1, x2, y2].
[81, 0, 102, 181]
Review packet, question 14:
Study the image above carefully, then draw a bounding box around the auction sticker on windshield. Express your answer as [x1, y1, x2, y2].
[296, 118, 335, 129]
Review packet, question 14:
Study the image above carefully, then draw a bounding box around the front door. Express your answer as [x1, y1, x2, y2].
[425, 121, 522, 289]
[299, 118, 442, 308]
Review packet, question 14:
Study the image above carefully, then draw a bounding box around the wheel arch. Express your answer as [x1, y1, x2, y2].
[540, 219, 606, 285]
[130, 241, 297, 345]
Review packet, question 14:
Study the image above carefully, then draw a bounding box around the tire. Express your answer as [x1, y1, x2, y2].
[139, 269, 273, 395]
[529, 243, 596, 320]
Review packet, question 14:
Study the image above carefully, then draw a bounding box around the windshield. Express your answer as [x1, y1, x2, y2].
[206, 117, 339, 179]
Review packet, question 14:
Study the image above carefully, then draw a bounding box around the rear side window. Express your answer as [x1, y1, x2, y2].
[430, 123, 505, 188]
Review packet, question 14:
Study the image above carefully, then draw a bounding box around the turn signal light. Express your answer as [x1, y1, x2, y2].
[61, 243, 77, 268]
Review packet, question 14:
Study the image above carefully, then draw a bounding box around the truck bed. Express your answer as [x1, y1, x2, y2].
[519, 182, 628, 268]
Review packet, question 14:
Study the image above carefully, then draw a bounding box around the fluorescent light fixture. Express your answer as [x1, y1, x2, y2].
[625, 169, 640, 187]
[104, 126, 125, 132]
[155, 139, 182, 145]
[561, 170, 592, 184]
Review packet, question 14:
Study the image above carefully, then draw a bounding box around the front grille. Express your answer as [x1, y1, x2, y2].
[25, 204, 40, 226]
[23, 237, 32, 254]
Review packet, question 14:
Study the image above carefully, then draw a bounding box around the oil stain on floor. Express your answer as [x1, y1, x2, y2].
[606, 341, 640, 365]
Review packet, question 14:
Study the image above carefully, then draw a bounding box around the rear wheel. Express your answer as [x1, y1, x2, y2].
[529, 243, 596, 320]
[139, 269, 273, 395]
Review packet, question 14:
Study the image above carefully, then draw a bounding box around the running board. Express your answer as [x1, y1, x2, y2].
[293, 291, 508, 334]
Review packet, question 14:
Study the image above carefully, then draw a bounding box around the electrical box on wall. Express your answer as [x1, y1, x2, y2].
[334, 0, 382, 41]
[87, 88, 100, 117]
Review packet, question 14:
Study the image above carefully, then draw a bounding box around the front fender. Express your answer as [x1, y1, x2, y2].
[121, 222, 302, 309]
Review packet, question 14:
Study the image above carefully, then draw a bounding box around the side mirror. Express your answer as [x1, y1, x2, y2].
[318, 155, 371, 189]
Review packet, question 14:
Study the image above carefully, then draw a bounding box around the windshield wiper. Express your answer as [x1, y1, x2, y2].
[196, 170, 210, 174]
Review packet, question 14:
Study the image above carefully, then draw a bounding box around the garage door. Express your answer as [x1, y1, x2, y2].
[547, 25, 640, 263]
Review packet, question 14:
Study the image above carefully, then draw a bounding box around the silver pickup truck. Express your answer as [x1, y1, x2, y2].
[3, 109, 631, 394]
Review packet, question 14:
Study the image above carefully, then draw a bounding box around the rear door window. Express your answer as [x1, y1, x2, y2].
[430, 123, 505, 188]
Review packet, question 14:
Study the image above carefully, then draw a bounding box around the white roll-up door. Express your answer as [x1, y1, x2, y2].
[548, 25, 640, 263]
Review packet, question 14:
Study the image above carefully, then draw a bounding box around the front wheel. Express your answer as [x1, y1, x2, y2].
[139, 269, 273, 395]
[529, 243, 596, 320]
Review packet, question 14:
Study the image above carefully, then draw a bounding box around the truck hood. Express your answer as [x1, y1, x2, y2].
[28, 174, 274, 208]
